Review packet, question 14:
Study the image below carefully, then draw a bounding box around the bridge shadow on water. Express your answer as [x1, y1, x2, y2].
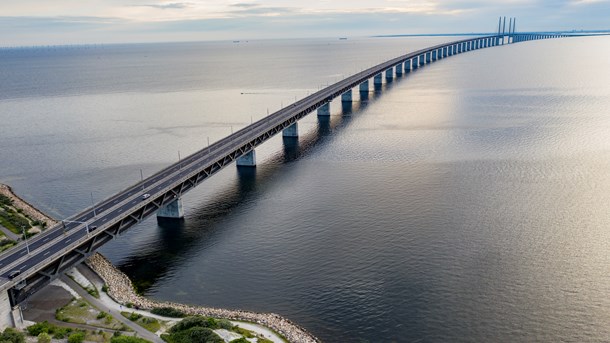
[115, 71, 415, 294]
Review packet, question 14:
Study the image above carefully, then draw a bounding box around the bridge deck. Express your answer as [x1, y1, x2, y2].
[0, 33, 569, 304]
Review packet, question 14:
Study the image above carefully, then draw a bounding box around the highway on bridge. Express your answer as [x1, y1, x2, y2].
[0, 32, 568, 304]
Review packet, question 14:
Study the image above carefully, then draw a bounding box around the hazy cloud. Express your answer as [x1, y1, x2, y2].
[139, 2, 192, 10]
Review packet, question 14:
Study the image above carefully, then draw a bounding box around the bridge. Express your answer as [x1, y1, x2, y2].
[0, 30, 572, 326]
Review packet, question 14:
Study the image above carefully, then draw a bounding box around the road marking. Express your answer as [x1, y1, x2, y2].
[20, 250, 26, 255]
[103, 218, 108, 221]
[43, 237, 50, 242]
[65, 239, 71, 243]
[43, 251, 50, 256]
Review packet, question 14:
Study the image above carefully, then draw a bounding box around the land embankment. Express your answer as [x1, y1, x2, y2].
[1, 182, 320, 343]
[86, 253, 321, 343]
[0, 183, 58, 228]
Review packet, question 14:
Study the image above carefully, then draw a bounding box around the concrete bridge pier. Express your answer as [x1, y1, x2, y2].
[374, 73, 383, 84]
[419, 54, 425, 67]
[157, 197, 185, 219]
[283, 123, 298, 137]
[359, 80, 369, 93]
[317, 103, 330, 116]
[404, 59, 412, 72]
[395, 63, 403, 76]
[237, 150, 256, 167]
[385, 69, 393, 81]
[426, 52, 432, 63]
[432, 50, 438, 61]
[341, 89, 353, 102]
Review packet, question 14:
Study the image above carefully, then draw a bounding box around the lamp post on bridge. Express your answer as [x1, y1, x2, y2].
[140, 169, 144, 191]
[90, 192, 96, 218]
[21, 225, 30, 255]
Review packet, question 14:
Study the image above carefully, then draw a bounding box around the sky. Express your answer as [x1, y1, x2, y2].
[1, 0, 609, 46]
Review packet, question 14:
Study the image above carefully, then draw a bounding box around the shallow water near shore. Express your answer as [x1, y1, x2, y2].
[1, 36, 610, 342]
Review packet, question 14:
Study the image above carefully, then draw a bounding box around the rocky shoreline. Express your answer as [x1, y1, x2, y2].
[86, 253, 321, 343]
[1, 182, 321, 343]
[0, 184, 58, 228]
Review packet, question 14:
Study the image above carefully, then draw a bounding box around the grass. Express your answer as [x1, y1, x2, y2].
[121, 312, 161, 333]
[56, 299, 130, 331]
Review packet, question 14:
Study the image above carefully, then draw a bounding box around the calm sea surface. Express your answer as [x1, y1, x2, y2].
[1, 36, 609, 342]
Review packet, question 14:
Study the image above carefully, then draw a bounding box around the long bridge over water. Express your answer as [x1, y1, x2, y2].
[0, 30, 579, 327]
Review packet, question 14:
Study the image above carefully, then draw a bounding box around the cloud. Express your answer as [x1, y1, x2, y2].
[138, 2, 192, 10]
[230, 3, 260, 8]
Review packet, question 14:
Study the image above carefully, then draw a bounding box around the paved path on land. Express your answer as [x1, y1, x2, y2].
[0, 224, 19, 241]
[60, 275, 164, 343]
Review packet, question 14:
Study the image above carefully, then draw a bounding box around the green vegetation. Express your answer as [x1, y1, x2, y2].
[0, 328, 25, 343]
[28, 320, 120, 342]
[229, 339, 249, 343]
[121, 312, 161, 333]
[110, 334, 151, 343]
[0, 194, 12, 206]
[56, 299, 128, 330]
[150, 307, 185, 318]
[161, 316, 224, 343]
[0, 200, 32, 234]
[87, 285, 100, 298]
[102, 284, 109, 292]
[0, 239, 16, 252]
[67, 332, 85, 343]
[37, 332, 51, 343]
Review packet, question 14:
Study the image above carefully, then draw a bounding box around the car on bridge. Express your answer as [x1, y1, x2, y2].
[8, 270, 20, 279]
[142, 193, 151, 200]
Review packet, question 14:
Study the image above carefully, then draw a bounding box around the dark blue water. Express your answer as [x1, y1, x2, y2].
[1, 36, 609, 342]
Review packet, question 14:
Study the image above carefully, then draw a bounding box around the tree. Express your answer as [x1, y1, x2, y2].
[0, 328, 25, 343]
[37, 332, 51, 343]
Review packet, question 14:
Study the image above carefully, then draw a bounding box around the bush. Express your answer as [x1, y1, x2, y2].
[97, 312, 107, 319]
[167, 327, 223, 343]
[52, 327, 73, 339]
[110, 336, 151, 343]
[27, 322, 52, 336]
[169, 316, 213, 333]
[87, 286, 99, 298]
[229, 338, 249, 343]
[0, 328, 25, 343]
[67, 332, 85, 343]
[0, 194, 12, 206]
[37, 332, 51, 343]
[217, 319, 233, 330]
[150, 307, 185, 318]
[129, 312, 142, 321]
[102, 285, 109, 292]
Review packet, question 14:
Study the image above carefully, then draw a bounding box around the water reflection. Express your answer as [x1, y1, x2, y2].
[116, 76, 407, 293]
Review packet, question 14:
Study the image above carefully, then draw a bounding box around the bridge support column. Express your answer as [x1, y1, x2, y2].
[432, 50, 437, 61]
[404, 59, 412, 72]
[237, 150, 256, 167]
[426, 52, 432, 63]
[374, 73, 383, 84]
[0, 290, 16, 328]
[341, 89, 352, 102]
[283, 123, 298, 137]
[395, 63, 403, 76]
[157, 197, 184, 219]
[317, 103, 330, 116]
[385, 69, 393, 81]
[419, 54, 425, 66]
[359, 80, 369, 92]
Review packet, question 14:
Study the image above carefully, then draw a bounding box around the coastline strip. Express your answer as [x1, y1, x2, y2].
[0, 183, 58, 228]
[86, 253, 321, 343]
